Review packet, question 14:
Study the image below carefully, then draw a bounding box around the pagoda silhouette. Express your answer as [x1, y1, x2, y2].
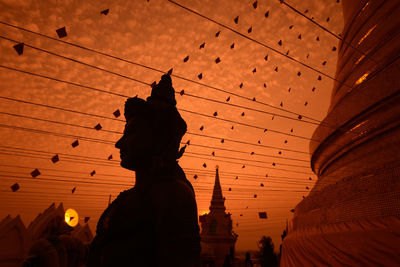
[199, 166, 238, 267]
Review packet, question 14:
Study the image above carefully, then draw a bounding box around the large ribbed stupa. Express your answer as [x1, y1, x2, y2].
[281, 0, 400, 266]
[199, 166, 238, 267]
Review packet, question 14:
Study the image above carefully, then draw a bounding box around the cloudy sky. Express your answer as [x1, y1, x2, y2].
[0, 0, 343, 251]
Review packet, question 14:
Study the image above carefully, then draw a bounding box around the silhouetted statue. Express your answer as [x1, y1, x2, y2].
[87, 74, 201, 266]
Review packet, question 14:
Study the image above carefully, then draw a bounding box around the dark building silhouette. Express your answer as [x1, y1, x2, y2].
[281, 0, 400, 265]
[199, 166, 237, 267]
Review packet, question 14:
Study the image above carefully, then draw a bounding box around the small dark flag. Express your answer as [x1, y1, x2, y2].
[84, 217, 90, 223]
[199, 42, 205, 49]
[260, 183, 264, 187]
[318, 75, 322, 81]
[304, 9, 308, 13]
[179, 90, 185, 96]
[322, 61, 327, 65]
[278, 40, 282, 46]
[274, 66, 278, 72]
[306, 186, 310, 189]
[186, 140, 190, 145]
[332, 46, 337, 51]
[326, 17, 330, 22]
[213, 112, 218, 116]
[234, 16, 239, 24]
[56, 27, 67, 38]
[312, 87, 316, 92]
[113, 109, 121, 118]
[280, 102, 283, 107]
[108, 154, 113, 160]
[251, 152, 254, 155]
[31, 169, 40, 178]
[309, 177, 312, 180]
[230, 43, 235, 49]
[211, 151, 215, 156]
[264, 54, 268, 61]
[242, 165, 245, 168]
[90, 170, 96, 176]
[221, 139, 224, 143]
[215, 31, 221, 37]
[203, 163, 207, 168]
[231, 126, 234, 130]
[11, 183, 20, 192]
[288, 88, 291, 92]
[247, 27, 252, 33]
[239, 83, 243, 88]
[183, 56, 189, 62]
[228, 187, 231, 191]
[254, 194, 257, 198]
[272, 162, 276, 166]
[298, 115, 303, 120]
[200, 126, 204, 131]
[235, 176, 238, 180]
[298, 34, 302, 39]
[259, 212, 267, 219]
[215, 57, 221, 64]
[272, 115, 274, 120]
[289, 25, 293, 29]
[253, 97, 256, 101]
[265, 11, 269, 18]
[306, 53, 310, 58]
[316, 36, 320, 41]
[252, 68, 256, 74]
[286, 50, 290, 55]
[278, 151, 282, 154]
[198, 73, 203, 80]
[72, 187, 76, 194]
[51, 154, 59, 163]
[264, 129, 267, 132]
[253, 1, 258, 9]
[264, 83, 267, 88]
[71, 140, 79, 148]
[194, 174, 198, 179]
[290, 209, 295, 212]
[284, 140, 288, 143]
[241, 112, 245, 116]
[13, 43, 24, 55]
[100, 9, 109, 15]
[226, 96, 230, 102]
[305, 101, 308, 106]
[291, 128, 293, 132]
[94, 123, 102, 131]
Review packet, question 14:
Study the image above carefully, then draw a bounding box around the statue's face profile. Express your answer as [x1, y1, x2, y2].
[115, 116, 154, 171]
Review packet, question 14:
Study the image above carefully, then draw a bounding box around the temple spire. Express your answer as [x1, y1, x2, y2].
[210, 165, 226, 212]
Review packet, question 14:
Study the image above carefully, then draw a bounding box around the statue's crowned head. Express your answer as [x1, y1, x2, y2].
[115, 74, 187, 172]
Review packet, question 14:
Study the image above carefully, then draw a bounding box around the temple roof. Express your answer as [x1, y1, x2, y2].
[209, 166, 226, 212]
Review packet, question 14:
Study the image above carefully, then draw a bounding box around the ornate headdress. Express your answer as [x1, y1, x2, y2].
[124, 74, 186, 160]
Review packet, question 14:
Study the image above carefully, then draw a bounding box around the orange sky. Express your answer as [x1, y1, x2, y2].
[0, 0, 343, 251]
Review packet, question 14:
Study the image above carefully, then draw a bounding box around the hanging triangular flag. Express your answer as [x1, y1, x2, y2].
[11, 183, 20, 192]
[322, 61, 327, 65]
[234, 16, 239, 24]
[332, 46, 337, 51]
[100, 9, 109, 15]
[215, 31, 221, 37]
[72, 187, 76, 194]
[200, 126, 204, 131]
[113, 109, 121, 118]
[239, 83, 243, 88]
[265, 11, 269, 18]
[253, 1, 258, 9]
[71, 140, 79, 148]
[56, 27, 67, 38]
[203, 163, 207, 168]
[198, 73, 203, 80]
[179, 90, 185, 96]
[278, 40, 282, 46]
[247, 27, 252, 33]
[318, 75, 322, 81]
[200, 42, 205, 49]
[183, 56, 189, 62]
[31, 169, 41, 178]
[221, 139, 224, 143]
[108, 154, 113, 160]
[213, 111, 218, 116]
[289, 25, 293, 29]
[94, 123, 102, 131]
[226, 96, 230, 102]
[194, 174, 198, 179]
[215, 57, 221, 64]
[275, 66, 278, 72]
[13, 43, 24, 55]
[90, 170, 96, 176]
[51, 154, 59, 163]
[230, 43, 235, 49]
